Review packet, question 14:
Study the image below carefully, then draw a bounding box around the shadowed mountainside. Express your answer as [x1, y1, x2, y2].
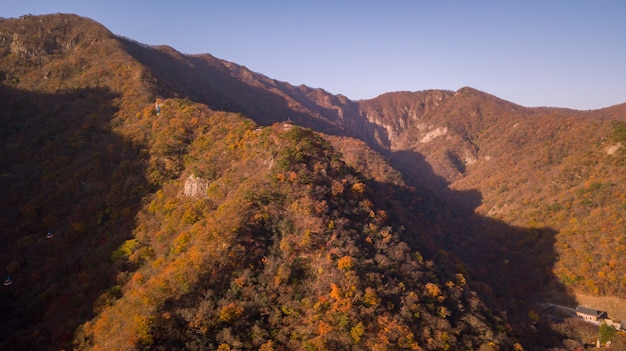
[0, 84, 149, 350]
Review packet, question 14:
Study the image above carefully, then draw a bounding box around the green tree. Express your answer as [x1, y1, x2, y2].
[599, 322, 616, 344]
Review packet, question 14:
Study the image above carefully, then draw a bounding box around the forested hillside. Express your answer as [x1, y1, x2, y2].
[0, 14, 156, 349]
[359, 88, 626, 298]
[2, 13, 626, 350]
[118, 24, 626, 302]
[73, 101, 519, 350]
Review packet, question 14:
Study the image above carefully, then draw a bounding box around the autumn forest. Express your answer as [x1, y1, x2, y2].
[1, 14, 626, 351]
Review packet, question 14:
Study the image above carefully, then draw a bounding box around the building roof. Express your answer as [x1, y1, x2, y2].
[576, 305, 607, 317]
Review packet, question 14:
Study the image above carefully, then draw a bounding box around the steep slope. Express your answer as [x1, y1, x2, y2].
[358, 86, 626, 299]
[456, 108, 626, 297]
[0, 84, 144, 350]
[0, 14, 159, 350]
[73, 100, 517, 350]
[357, 88, 529, 184]
[0, 14, 156, 110]
[123, 26, 626, 310]
[118, 39, 342, 133]
[117, 36, 395, 148]
[0, 14, 523, 351]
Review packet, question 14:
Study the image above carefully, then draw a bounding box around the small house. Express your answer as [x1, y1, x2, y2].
[575, 306, 607, 323]
[282, 119, 293, 131]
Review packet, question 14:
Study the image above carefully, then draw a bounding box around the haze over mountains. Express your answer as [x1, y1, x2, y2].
[1, 13, 626, 351]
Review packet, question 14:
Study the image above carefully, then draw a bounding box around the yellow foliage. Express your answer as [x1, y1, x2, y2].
[350, 322, 365, 344]
[318, 320, 332, 336]
[438, 306, 451, 318]
[259, 340, 276, 351]
[380, 227, 393, 244]
[351, 182, 366, 194]
[329, 283, 342, 300]
[425, 282, 441, 298]
[363, 287, 381, 306]
[376, 315, 421, 350]
[337, 256, 354, 271]
[131, 272, 144, 286]
[171, 232, 190, 255]
[133, 314, 155, 346]
[219, 302, 244, 322]
[328, 220, 335, 230]
[527, 310, 540, 323]
[288, 171, 298, 182]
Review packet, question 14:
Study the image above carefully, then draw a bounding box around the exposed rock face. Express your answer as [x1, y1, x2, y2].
[605, 142, 622, 155]
[183, 174, 208, 198]
[420, 126, 448, 143]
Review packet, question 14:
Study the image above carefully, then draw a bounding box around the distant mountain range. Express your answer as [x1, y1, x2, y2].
[1, 13, 626, 351]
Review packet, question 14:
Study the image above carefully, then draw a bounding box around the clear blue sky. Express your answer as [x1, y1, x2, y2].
[3, 1, 626, 110]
